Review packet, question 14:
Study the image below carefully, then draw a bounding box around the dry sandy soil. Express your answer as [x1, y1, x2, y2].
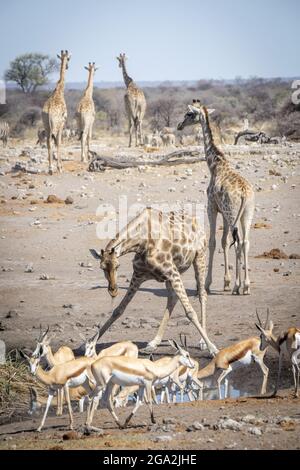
[0, 137, 299, 450]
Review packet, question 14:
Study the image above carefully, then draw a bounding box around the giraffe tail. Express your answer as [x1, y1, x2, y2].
[230, 195, 246, 248]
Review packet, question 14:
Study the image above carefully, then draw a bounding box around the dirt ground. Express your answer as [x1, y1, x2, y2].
[0, 137, 299, 450]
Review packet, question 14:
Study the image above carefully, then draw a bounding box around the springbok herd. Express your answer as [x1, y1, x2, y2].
[2, 50, 299, 431]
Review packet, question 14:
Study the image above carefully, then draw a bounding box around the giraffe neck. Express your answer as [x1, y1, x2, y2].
[55, 60, 67, 95]
[84, 70, 94, 98]
[106, 209, 150, 257]
[121, 61, 133, 88]
[199, 111, 227, 173]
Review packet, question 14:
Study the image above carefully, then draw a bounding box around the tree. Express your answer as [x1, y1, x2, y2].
[148, 98, 176, 129]
[5, 53, 59, 93]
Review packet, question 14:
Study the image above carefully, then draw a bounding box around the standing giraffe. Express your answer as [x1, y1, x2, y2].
[76, 62, 98, 162]
[178, 100, 255, 295]
[116, 53, 146, 147]
[90, 207, 218, 356]
[42, 50, 71, 174]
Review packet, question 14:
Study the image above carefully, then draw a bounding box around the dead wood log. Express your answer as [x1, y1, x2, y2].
[88, 149, 205, 172]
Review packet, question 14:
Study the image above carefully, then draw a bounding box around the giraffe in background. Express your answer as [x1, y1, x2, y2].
[178, 100, 255, 295]
[117, 53, 146, 147]
[42, 50, 71, 174]
[76, 62, 98, 162]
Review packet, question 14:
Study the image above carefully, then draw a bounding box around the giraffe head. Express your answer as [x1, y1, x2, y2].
[84, 62, 99, 73]
[116, 53, 128, 68]
[90, 248, 120, 298]
[177, 100, 215, 130]
[57, 50, 71, 70]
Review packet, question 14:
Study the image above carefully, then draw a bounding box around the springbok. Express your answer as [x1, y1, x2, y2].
[85, 340, 194, 431]
[32, 327, 75, 415]
[197, 311, 271, 398]
[255, 311, 300, 397]
[82, 325, 138, 360]
[20, 347, 95, 432]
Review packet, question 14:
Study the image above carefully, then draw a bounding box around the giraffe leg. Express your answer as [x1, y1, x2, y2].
[144, 281, 178, 352]
[193, 248, 208, 350]
[56, 129, 63, 173]
[240, 211, 252, 295]
[232, 235, 242, 295]
[221, 217, 231, 291]
[128, 119, 134, 147]
[169, 269, 218, 356]
[96, 272, 147, 340]
[47, 135, 54, 175]
[205, 203, 218, 293]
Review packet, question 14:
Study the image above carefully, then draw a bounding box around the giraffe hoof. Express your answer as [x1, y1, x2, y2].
[224, 281, 231, 291]
[232, 287, 240, 295]
[49, 169, 53, 175]
[243, 287, 250, 295]
[199, 339, 207, 351]
[142, 342, 158, 353]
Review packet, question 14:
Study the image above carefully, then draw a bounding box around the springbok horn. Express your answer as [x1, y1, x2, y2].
[255, 309, 262, 327]
[265, 308, 270, 329]
[184, 335, 187, 349]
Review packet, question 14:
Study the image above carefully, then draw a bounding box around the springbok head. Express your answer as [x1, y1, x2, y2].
[169, 339, 194, 369]
[255, 308, 274, 350]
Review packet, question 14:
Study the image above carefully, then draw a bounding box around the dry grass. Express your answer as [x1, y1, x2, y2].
[0, 351, 46, 424]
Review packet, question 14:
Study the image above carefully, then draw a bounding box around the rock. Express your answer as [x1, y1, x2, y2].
[5, 310, 18, 319]
[65, 196, 74, 205]
[162, 418, 177, 425]
[289, 253, 300, 259]
[25, 263, 34, 273]
[153, 435, 173, 442]
[241, 414, 256, 424]
[271, 184, 278, 190]
[62, 431, 80, 440]
[256, 248, 288, 260]
[248, 427, 263, 436]
[39, 274, 50, 280]
[46, 194, 64, 204]
[186, 421, 205, 432]
[218, 418, 243, 431]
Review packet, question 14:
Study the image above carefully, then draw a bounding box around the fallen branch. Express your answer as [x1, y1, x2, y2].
[88, 148, 205, 172]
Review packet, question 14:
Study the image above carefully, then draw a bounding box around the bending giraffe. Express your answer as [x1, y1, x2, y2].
[117, 53, 146, 147]
[90, 207, 218, 356]
[76, 62, 98, 162]
[178, 100, 255, 295]
[42, 50, 71, 174]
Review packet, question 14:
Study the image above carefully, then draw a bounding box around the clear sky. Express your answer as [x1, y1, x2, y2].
[1, 0, 299, 83]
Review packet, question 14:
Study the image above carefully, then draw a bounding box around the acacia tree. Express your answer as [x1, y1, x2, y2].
[5, 53, 59, 93]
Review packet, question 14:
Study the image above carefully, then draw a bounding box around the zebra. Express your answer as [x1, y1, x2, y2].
[0, 121, 9, 147]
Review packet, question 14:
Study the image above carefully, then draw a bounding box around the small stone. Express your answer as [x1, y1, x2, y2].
[62, 431, 80, 440]
[46, 194, 64, 204]
[6, 310, 18, 319]
[241, 414, 256, 424]
[65, 196, 74, 205]
[187, 421, 205, 432]
[25, 263, 34, 273]
[248, 427, 262, 436]
[39, 274, 50, 280]
[153, 435, 173, 442]
[218, 418, 242, 431]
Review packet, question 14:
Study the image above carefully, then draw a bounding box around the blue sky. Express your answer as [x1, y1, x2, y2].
[1, 0, 299, 83]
